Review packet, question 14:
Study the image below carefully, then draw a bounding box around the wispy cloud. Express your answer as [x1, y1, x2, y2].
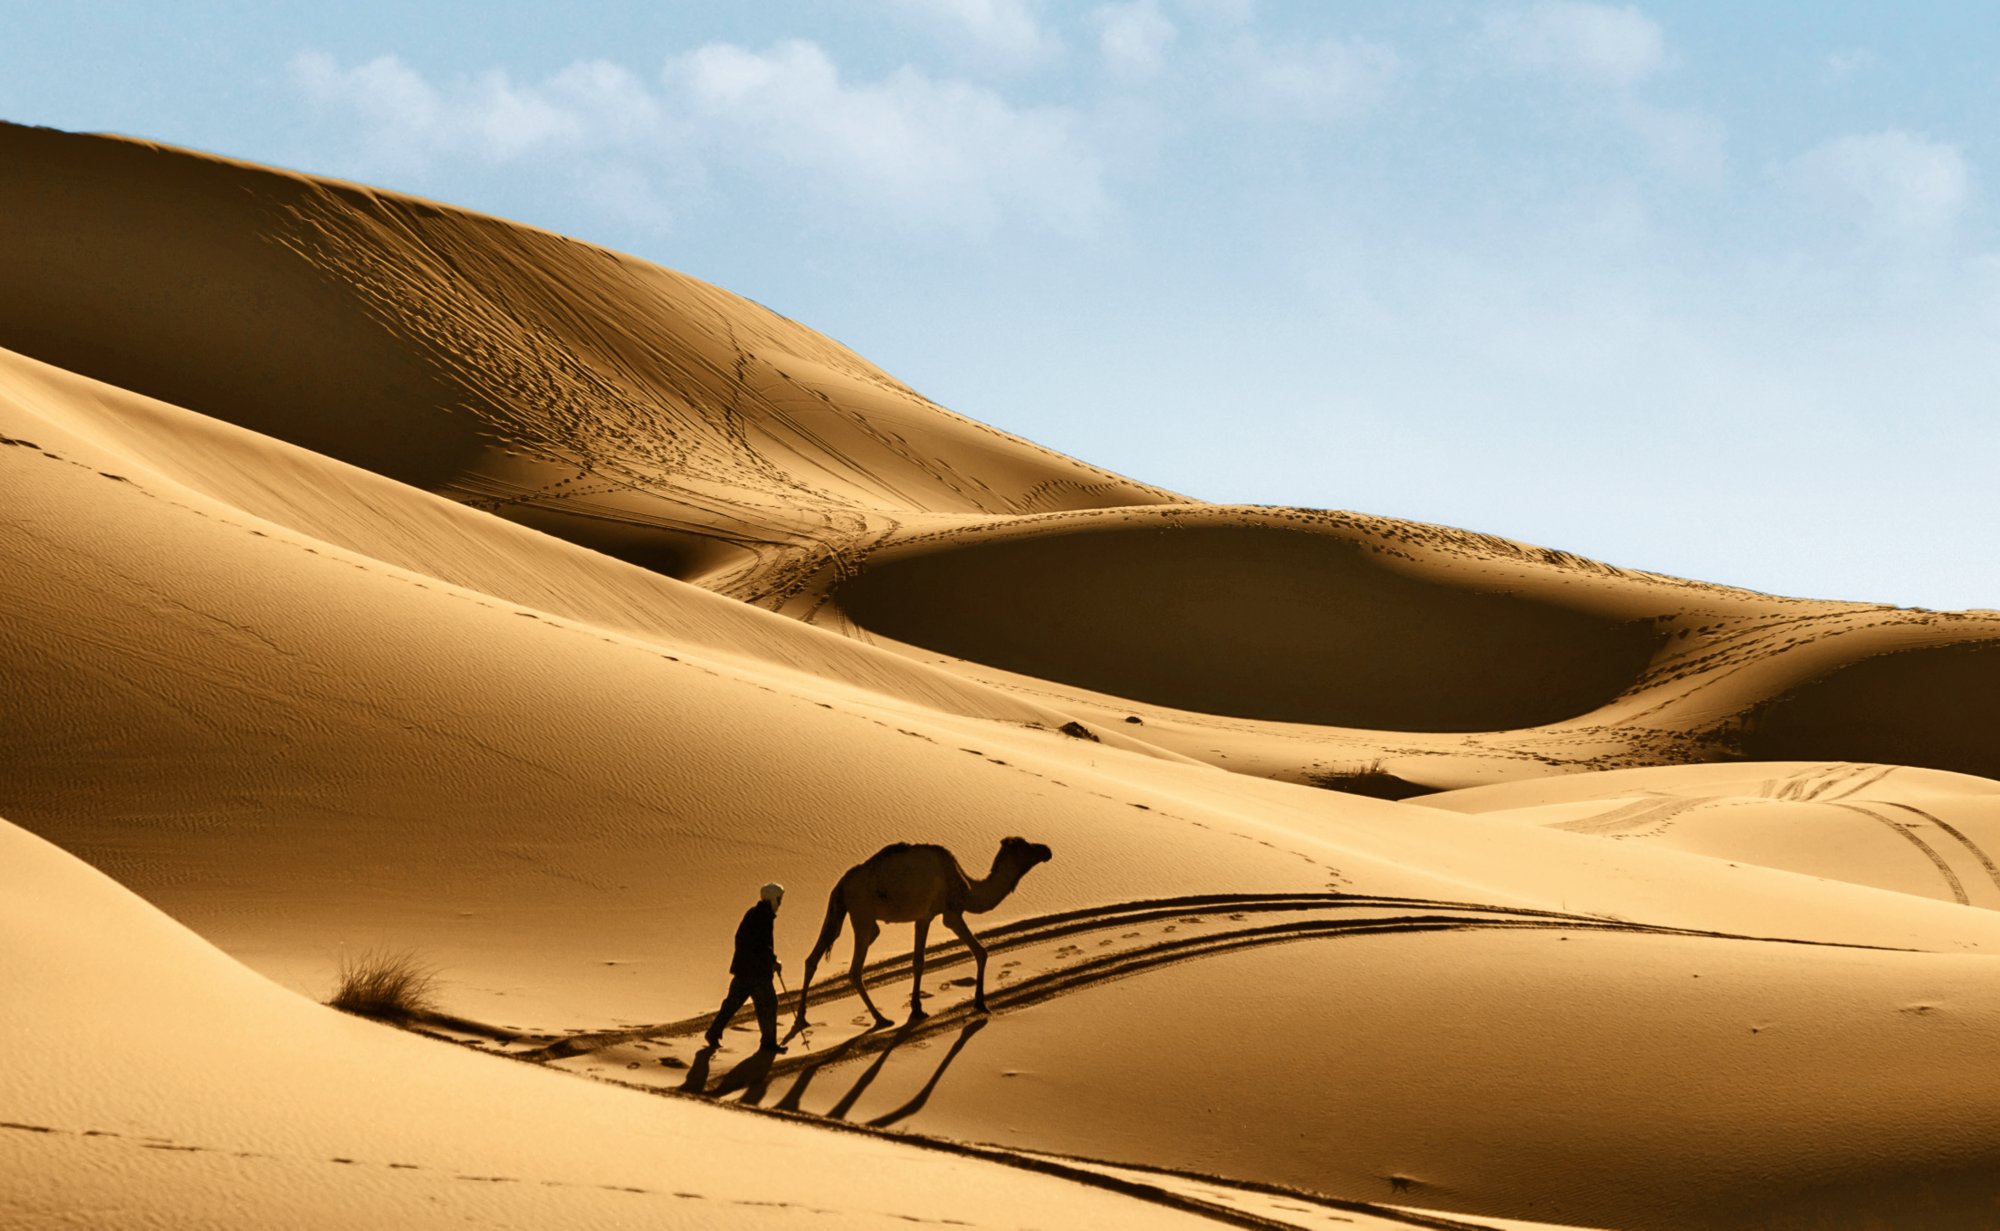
[288, 42, 1106, 240]
[1622, 101, 1725, 181]
[1484, 1, 1666, 88]
[290, 52, 661, 170]
[1091, 0, 1176, 80]
[1782, 129, 1972, 234]
[881, 0, 1063, 71]
[1475, 5, 1717, 182]
[672, 40, 1105, 236]
[1225, 33, 1400, 122]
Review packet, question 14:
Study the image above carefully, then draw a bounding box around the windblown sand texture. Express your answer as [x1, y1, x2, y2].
[6, 120, 2000, 1229]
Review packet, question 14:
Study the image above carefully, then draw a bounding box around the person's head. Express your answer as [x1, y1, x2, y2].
[760, 881, 785, 911]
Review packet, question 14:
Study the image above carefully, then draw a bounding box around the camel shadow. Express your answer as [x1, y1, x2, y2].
[772, 1019, 986, 1125]
[866, 1018, 986, 1129]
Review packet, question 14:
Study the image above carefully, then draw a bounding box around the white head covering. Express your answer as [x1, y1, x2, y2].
[760, 882, 785, 904]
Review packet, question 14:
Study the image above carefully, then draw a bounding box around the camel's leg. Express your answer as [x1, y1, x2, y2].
[849, 914, 892, 1029]
[795, 952, 820, 1027]
[907, 916, 933, 1022]
[943, 912, 990, 1013]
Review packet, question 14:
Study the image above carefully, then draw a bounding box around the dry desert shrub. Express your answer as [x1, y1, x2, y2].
[1306, 760, 1437, 801]
[327, 947, 440, 1022]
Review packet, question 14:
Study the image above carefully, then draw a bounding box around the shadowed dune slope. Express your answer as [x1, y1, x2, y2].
[0, 120, 1176, 589]
[1742, 642, 2000, 779]
[10, 123, 2000, 785]
[834, 517, 1662, 730]
[820, 505, 2000, 783]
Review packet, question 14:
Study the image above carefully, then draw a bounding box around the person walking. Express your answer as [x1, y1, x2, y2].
[703, 882, 788, 1053]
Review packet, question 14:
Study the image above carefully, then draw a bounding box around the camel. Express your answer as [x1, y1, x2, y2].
[794, 836, 1054, 1030]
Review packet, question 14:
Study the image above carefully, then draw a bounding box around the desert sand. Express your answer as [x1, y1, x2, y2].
[5, 120, 2000, 1228]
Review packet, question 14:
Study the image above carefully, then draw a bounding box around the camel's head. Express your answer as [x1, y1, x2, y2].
[1000, 836, 1053, 869]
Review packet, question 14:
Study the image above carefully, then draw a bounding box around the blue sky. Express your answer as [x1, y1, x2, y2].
[6, 1, 1997, 608]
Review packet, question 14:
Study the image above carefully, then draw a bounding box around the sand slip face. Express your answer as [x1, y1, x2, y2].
[803, 503, 2000, 789]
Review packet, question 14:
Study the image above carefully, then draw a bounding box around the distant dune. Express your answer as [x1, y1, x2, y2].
[7, 120, 2000, 1228]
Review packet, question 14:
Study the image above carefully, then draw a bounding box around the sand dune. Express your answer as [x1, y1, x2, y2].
[4, 816, 1422, 1231]
[8, 119, 2000, 790]
[0, 122, 1176, 589]
[6, 121, 2000, 1228]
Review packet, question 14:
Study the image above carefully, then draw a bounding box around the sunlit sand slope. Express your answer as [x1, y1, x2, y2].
[11, 346, 2000, 1033]
[0, 349, 1320, 1026]
[1426, 762, 2000, 907]
[0, 817, 1336, 1231]
[746, 928, 2000, 1231]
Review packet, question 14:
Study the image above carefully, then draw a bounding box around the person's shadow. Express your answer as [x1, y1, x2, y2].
[678, 1044, 717, 1094]
[684, 1043, 779, 1104]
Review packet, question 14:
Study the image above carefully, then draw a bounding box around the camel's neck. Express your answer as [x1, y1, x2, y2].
[965, 853, 1032, 914]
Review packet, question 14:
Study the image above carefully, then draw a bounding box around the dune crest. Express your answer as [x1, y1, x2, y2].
[9, 120, 2000, 790]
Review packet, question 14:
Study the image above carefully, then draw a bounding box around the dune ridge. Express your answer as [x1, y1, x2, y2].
[8, 118, 2000, 790]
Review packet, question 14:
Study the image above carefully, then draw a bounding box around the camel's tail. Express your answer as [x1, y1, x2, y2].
[795, 883, 847, 1022]
[807, 882, 847, 966]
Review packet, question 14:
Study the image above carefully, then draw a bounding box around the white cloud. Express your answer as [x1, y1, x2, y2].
[290, 43, 1105, 240]
[1484, 2, 1666, 88]
[1092, 1, 1176, 79]
[882, 0, 1062, 70]
[670, 40, 1108, 236]
[1784, 130, 1972, 234]
[1227, 34, 1400, 122]
[289, 52, 661, 169]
